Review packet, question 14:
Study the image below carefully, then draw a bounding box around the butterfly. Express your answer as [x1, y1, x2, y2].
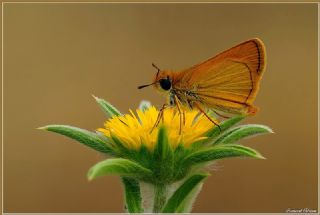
[138, 38, 266, 132]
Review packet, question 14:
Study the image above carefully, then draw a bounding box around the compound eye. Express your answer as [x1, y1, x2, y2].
[159, 78, 171, 91]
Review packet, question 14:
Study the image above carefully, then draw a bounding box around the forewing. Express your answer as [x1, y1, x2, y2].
[174, 38, 266, 115]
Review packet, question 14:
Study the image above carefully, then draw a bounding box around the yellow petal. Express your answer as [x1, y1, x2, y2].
[97, 106, 217, 151]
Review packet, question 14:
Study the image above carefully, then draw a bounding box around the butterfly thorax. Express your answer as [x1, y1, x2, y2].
[153, 70, 198, 108]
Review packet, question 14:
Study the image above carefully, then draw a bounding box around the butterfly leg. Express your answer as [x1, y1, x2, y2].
[151, 107, 164, 133]
[173, 95, 184, 134]
[182, 110, 186, 126]
[213, 110, 230, 119]
[194, 103, 222, 132]
[150, 103, 168, 133]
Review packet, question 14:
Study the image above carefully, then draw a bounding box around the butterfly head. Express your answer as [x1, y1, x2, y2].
[138, 64, 173, 93]
[153, 70, 173, 92]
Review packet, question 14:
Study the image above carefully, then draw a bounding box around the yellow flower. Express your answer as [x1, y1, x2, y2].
[97, 106, 216, 151]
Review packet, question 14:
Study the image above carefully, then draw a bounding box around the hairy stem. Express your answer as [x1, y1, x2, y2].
[153, 183, 167, 213]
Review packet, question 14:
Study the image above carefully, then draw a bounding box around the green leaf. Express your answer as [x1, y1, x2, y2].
[92, 95, 122, 117]
[183, 144, 265, 166]
[162, 173, 209, 213]
[172, 144, 189, 181]
[121, 177, 143, 213]
[136, 144, 153, 170]
[39, 125, 113, 154]
[87, 158, 152, 181]
[154, 126, 172, 160]
[153, 126, 174, 183]
[138, 100, 151, 111]
[205, 115, 246, 138]
[109, 133, 132, 156]
[175, 178, 204, 213]
[214, 124, 273, 145]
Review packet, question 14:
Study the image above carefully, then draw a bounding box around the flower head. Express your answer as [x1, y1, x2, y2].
[41, 97, 271, 213]
[97, 106, 215, 151]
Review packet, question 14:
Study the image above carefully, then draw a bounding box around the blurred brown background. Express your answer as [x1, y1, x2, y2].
[3, 3, 318, 213]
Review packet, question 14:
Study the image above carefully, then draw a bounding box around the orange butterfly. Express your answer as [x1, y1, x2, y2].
[138, 38, 266, 132]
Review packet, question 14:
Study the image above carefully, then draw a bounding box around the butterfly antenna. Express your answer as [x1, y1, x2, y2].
[152, 63, 161, 72]
[138, 83, 154, 89]
[137, 63, 161, 89]
[152, 63, 161, 79]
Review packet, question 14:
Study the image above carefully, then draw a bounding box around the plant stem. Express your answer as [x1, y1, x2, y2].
[153, 183, 167, 213]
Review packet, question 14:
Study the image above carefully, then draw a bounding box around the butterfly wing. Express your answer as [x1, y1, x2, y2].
[174, 38, 266, 115]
